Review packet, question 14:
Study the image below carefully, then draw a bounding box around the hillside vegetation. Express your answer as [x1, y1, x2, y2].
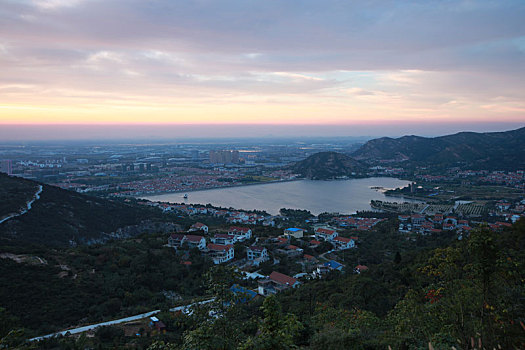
[290, 152, 366, 179]
[5, 220, 523, 349]
[0, 175, 39, 219]
[0, 173, 173, 247]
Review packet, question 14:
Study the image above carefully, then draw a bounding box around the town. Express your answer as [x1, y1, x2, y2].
[140, 190, 524, 297]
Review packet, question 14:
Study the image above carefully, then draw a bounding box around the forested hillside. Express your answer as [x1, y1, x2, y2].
[0, 173, 176, 246]
[352, 126, 525, 170]
[290, 152, 366, 179]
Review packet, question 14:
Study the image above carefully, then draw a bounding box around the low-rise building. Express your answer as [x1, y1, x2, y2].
[168, 234, 206, 250]
[314, 227, 338, 241]
[258, 271, 300, 296]
[228, 226, 252, 241]
[332, 236, 356, 250]
[168, 233, 186, 248]
[283, 228, 305, 239]
[189, 222, 209, 233]
[314, 260, 344, 278]
[207, 244, 234, 264]
[354, 265, 368, 274]
[211, 233, 236, 245]
[411, 214, 425, 226]
[247, 246, 269, 265]
[185, 235, 207, 250]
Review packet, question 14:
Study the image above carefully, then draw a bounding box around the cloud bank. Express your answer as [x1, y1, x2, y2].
[0, 0, 524, 132]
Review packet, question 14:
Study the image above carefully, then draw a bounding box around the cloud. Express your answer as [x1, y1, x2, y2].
[0, 0, 524, 126]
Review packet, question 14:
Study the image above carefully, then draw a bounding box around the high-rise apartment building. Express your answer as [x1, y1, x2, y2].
[209, 150, 239, 164]
[0, 160, 13, 175]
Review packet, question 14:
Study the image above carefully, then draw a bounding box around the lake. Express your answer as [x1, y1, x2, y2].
[140, 177, 420, 215]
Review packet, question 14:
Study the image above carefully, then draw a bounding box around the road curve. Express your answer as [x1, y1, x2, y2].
[29, 299, 213, 342]
[0, 185, 43, 224]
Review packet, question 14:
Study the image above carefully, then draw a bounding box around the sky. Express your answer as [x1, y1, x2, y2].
[1, 0, 524, 140]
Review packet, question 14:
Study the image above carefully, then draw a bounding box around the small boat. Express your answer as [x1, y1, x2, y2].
[183, 194, 188, 199]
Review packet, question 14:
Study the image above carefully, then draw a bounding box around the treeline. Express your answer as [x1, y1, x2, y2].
[0, 234, 212, 338]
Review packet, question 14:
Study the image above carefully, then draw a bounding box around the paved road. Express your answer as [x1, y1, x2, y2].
[29, 299, 213, 342]
[0, 185, 43, 224]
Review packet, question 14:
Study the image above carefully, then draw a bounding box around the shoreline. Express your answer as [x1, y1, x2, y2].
[136, 177, 302, 199]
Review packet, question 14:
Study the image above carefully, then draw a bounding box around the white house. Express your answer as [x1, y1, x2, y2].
[207, 244, 234, 264]
[168, 234, 206, 251]
[283, 228, 305, 239]
[247, 246, 269, 266]
[184, 235, 207, 250]
[228, 227, 252, 241]
[331, 236, 356, 250]
[168, 234, 186, 248]
[314, 227, 338, 241]
[411, 214, 425, 226]
[258, 271, 300, 296]
[211, 233, 236, 245]
[189, 222, 209, 234]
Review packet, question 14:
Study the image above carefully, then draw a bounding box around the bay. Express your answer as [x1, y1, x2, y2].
[140, 177, 420, 216]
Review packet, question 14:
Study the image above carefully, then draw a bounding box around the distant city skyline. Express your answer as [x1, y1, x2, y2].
[0, 122, 523, 142]
[1, 1, 524, 139]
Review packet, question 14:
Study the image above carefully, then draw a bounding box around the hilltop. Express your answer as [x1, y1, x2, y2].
[352, 126, 525, 169]
[0, 173, 175, 247]
[290, 151, 366, 179]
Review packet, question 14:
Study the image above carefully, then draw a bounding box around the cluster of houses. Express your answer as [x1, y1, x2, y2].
[146, 201, 273, 225]
[479, 171, 525, 188]
[314, 227, 358, 250]
[398, 203, 524, 235]
[416, 170, 524, 189]
[166, 222, 367, 297]
[257, 260, 368, 296]
[168, 225, 252, 265]
[492, 199, 524, 221]
[398, 214, 471, 235]
[331, 216, 386, 231]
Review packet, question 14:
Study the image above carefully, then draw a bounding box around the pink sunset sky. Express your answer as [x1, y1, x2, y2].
[1, 0, 524, 139]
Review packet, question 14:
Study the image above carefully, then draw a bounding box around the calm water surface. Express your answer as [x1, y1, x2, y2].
[141, 177, 419, 215]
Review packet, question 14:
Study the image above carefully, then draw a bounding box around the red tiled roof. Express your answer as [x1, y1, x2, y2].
[304, 254, 315, 260]
[496, 222, 512, 227]
[229, 226, 250, 233]
[333, 236, 352, 243]
[170, 234, 185, 240]
[316, 228, 335, 235]
[185, 235, 204, 242]
[207, 243, 233, 251]
[355, 265, 368, 270]
[310, 240, 321, 245]
[269, 271, 297, 286]
[192, 222, 206, 228]
[214, 233, 235, 239]
[248, 246, 265, 252]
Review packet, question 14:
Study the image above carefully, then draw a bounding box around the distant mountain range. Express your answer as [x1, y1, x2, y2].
[352, 126, 525, 170]
[292, 127, 525, 178]
[0, 173, 176, 247]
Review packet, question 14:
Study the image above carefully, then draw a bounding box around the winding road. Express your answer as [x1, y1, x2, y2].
[0, 185, 43, 224]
